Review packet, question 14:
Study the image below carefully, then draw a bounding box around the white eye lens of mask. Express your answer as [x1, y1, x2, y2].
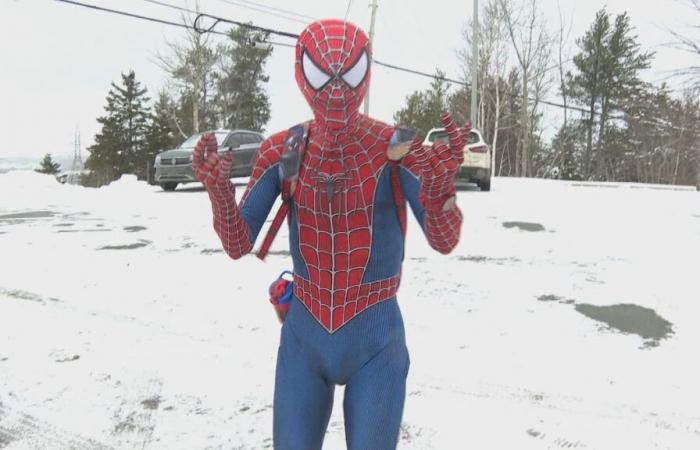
[341, 52, 368, 89]
[302, 52, 331, 90]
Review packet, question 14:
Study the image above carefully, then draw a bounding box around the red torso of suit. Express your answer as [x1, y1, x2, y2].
[292, 117, 399, 333]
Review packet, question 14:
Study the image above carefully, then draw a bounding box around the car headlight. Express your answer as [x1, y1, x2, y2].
[188, 154, 193, 163]
[155, 155, 161, 165]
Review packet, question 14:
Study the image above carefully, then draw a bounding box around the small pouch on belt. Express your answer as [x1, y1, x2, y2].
[269, 271, 294, 323]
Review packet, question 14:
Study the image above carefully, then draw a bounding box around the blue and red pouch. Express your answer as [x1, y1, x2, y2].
[269, 271, 294, 323]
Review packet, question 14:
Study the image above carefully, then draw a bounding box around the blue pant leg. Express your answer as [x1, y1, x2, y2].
[273, 320, 335, 450]
[343, 338, 410, 450]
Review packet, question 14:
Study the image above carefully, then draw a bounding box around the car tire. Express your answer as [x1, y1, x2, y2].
[478, 179, 491, 192]
[160, 182, 178, 191]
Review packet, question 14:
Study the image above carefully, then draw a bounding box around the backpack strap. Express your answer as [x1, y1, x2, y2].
[257, 122, 310, 261]
[387, 127, 416, 242]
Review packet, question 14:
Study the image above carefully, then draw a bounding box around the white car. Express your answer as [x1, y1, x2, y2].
[424, 127, 491, 191]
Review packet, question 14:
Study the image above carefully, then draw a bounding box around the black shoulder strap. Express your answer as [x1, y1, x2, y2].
[388, 127, 416, 242]
[257, 122, 310, 261]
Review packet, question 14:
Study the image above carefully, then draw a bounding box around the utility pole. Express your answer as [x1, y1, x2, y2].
[471, 0, 479, 125]
[364, 0, 379, 115]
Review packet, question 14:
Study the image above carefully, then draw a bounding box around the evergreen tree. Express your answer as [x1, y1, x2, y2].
[86, 71, 150, 184]
[548, 124, 584, 180]
[144, 90, 179, 184]
[394, 71, 450, 137]
[566, 9, 653, 179]
[146, 91, 178, 157]
[217, 25, 272, 132]
[36, 153, 61, 175]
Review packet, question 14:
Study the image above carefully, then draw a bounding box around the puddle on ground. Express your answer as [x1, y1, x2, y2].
[98, 240, 151, 250]
[124, 226, 147, 233]
[53, 223, 75, 227]
[0, 287, 44, 303]
[0, 211, 56, 220]
[141, 397, 162, 410]
[575, 303, 673, 347]
[502, 221, 545, 232]
[537, 294, 574, 304]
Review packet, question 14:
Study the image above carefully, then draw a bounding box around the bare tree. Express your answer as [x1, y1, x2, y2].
[499, 0, 552, 177]
[556, 0, 574, 129]
[457, 0, 509, 176]
[156, 5, 218, 134]
[670, 0, 700, 87]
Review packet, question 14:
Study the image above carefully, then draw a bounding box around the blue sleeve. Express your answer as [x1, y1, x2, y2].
[239, 164, 281, 244]
[399, 165, 425, 229]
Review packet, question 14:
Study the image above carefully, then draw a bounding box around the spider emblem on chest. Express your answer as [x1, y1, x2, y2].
[308, 168, 354, 202]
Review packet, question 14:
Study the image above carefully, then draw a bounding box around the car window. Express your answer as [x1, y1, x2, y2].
[427, 130, 449, 144]
[225, 134, 245, 148]
[179, 131, 227, 148]
[241, 133, 262, 145]
[427, 130, 479, 145]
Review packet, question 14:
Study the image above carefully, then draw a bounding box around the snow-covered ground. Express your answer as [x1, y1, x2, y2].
[0, 170, 699, 449]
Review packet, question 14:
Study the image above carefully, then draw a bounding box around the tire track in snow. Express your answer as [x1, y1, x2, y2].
[0, 403, 113, 449]
[110, 376, 163, 450]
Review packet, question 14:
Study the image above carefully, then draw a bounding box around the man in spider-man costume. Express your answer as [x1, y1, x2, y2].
[193, 19, 469, 450]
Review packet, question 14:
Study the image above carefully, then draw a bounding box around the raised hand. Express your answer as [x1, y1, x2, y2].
[409, 113, 472, 211]
[192, 133, 234, 189]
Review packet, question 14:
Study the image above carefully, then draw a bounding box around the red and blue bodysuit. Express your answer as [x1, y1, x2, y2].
[193, 19, 468, 450]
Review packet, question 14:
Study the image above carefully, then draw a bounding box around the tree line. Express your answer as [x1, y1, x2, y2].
[80, 2, 699, 187]
[83, 20, 272, 186]
[394, 0, 700, 186]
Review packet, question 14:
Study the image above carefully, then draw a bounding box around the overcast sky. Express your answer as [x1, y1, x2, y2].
[1, 0, 697, 158]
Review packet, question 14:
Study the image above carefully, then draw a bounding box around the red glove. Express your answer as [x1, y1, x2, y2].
[410, 113, 471, 212]
[192, 133, 234, 190]
[192, 133, 252, 259]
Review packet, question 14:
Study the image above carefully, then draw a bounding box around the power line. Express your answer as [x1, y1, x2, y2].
[214, 0, 315, 21]
[193, 11, 300, 39]
[373, 59, 467, 86]
[212, 0, 312, 24]
[344, 0, 354, 21]
[57, 0, 468, 86]
[137, 0, 296, 46]
[54, 0, 684, 128]
[55, 0, 228, 35]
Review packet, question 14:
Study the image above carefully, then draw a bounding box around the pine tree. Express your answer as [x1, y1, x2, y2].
[146, 91, 178, 159]
[394, 71, 450, 137]
[86, 71, 150, 184]
[566, 9, 653, 180]
[217, 25, 273, 132]
[36, 153, 61, 175]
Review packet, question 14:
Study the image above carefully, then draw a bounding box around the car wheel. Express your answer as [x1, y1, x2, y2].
[160, 182, 178, 191]
[479, 179, 491, 192]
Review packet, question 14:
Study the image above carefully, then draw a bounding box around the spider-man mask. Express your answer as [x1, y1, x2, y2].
[295, 19, 371, 134]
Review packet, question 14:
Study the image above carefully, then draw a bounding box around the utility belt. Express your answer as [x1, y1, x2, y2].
[268, 272, 401, 323]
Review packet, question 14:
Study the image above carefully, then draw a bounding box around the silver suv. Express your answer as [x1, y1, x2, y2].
[154, 129, 264, 191]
